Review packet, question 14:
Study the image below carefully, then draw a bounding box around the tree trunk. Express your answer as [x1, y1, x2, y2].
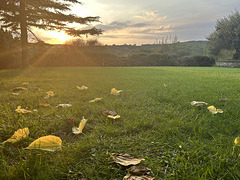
[20, 0, 29, 68]
[233, 49, 240, 60]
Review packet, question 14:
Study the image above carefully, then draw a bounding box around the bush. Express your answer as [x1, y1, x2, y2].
[177, 55, 215, 66]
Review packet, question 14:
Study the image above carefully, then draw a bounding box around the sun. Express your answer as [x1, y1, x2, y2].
[47, 31, 73, 44]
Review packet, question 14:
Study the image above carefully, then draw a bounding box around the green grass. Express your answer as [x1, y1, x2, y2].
[1, 66, 240, 179]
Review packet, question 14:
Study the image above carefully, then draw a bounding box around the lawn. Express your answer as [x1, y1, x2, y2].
[1, 66, 240, 179]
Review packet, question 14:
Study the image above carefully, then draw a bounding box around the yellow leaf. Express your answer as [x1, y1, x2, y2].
[72, 117, 88, 134]
[15, 106, 32, 114]
[77, 85, 88, 90]
[3, 128, 29, 144]
[26, 135, 62, 152]
[89, 97, 102, 103]
[235, 137, 240, 146]
[207, 106, 223, 114]
[44, 91, 55, 99]
[110, 88, 122, 95]
[22, 82, 29, 86]
[108, 115, 121, 119]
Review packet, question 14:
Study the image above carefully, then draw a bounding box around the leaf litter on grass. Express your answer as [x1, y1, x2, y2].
[110, 88, 122, 95]
[72, 117, 88, 135]
[26, 135, 62, 152]
[2, 128, 29, 144]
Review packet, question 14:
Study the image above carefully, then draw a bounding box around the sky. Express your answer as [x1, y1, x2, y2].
[36, 0, 240, 45]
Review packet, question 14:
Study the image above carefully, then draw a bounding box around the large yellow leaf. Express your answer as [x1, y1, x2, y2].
[3, 128, 29, 144]
[207, 105, 223, 114]
[235, 137, 240, 146]
[72, 117, 88, 134]
[26, 135, 62, 152]
[15, 106, 32, 114]
[110, 88, 122, 95]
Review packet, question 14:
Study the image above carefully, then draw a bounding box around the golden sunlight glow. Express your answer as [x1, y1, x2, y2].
[47, 31, 73, 44]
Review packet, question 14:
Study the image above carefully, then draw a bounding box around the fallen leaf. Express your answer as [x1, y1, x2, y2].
[44, 91, 55, 99]
[163, 83, 167, 87]
[190, 101, 208, 106]
[110, 153, 145, 166]
[219, 98, 232, 102]
[77, 85, 88, 90]
[3, 128, 29, 144]
[22, 82, 29, 86]
[12, 93, 20, 96]
[123, 166, 155, 180]
[11, 87, 28, 91]
[89, 97, 102, 103]
[111, 88, 122, 95]
[129, 166, 152, 176]
[40, 103, 50, 107]
[207, 105, 223, 114]
[15, 106, 32, 114]
[123, 174, 155, 180]
[108, 115, 121, 119]
[102, 109, 117, 116]
[72, 116, 88, 134]
[234, 136, 240, 146]
[234, 137, 240, 146]
[57, 104, 72, 108]
[26, 135, 62, 151]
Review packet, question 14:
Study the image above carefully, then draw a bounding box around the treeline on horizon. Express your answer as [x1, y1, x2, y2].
[0, 29, 217, 69]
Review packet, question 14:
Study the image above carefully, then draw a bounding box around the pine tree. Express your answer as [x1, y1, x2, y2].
[0, 0, 102, 67]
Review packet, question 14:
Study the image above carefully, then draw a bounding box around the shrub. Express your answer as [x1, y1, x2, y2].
[177, 55, 215, 66]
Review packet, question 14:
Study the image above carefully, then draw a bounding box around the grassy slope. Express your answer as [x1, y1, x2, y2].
[0, 67, 240, 179]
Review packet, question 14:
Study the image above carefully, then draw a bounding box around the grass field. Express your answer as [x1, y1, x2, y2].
[1, 66, 240, 179]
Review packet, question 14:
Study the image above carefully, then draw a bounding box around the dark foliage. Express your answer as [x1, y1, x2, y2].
[177, 55, 215, 66]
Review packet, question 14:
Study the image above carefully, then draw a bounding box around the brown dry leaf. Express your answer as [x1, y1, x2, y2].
[110, 153, 145, 166]
[219, 98, 232, 102]
[102, 109, 117, 116]
[129, 166, 152, 176]
[40, 103, 50, 107]
[11, 87, 28, 91]
[3, 128, 29, 144]
[123, 175, 155, 180]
